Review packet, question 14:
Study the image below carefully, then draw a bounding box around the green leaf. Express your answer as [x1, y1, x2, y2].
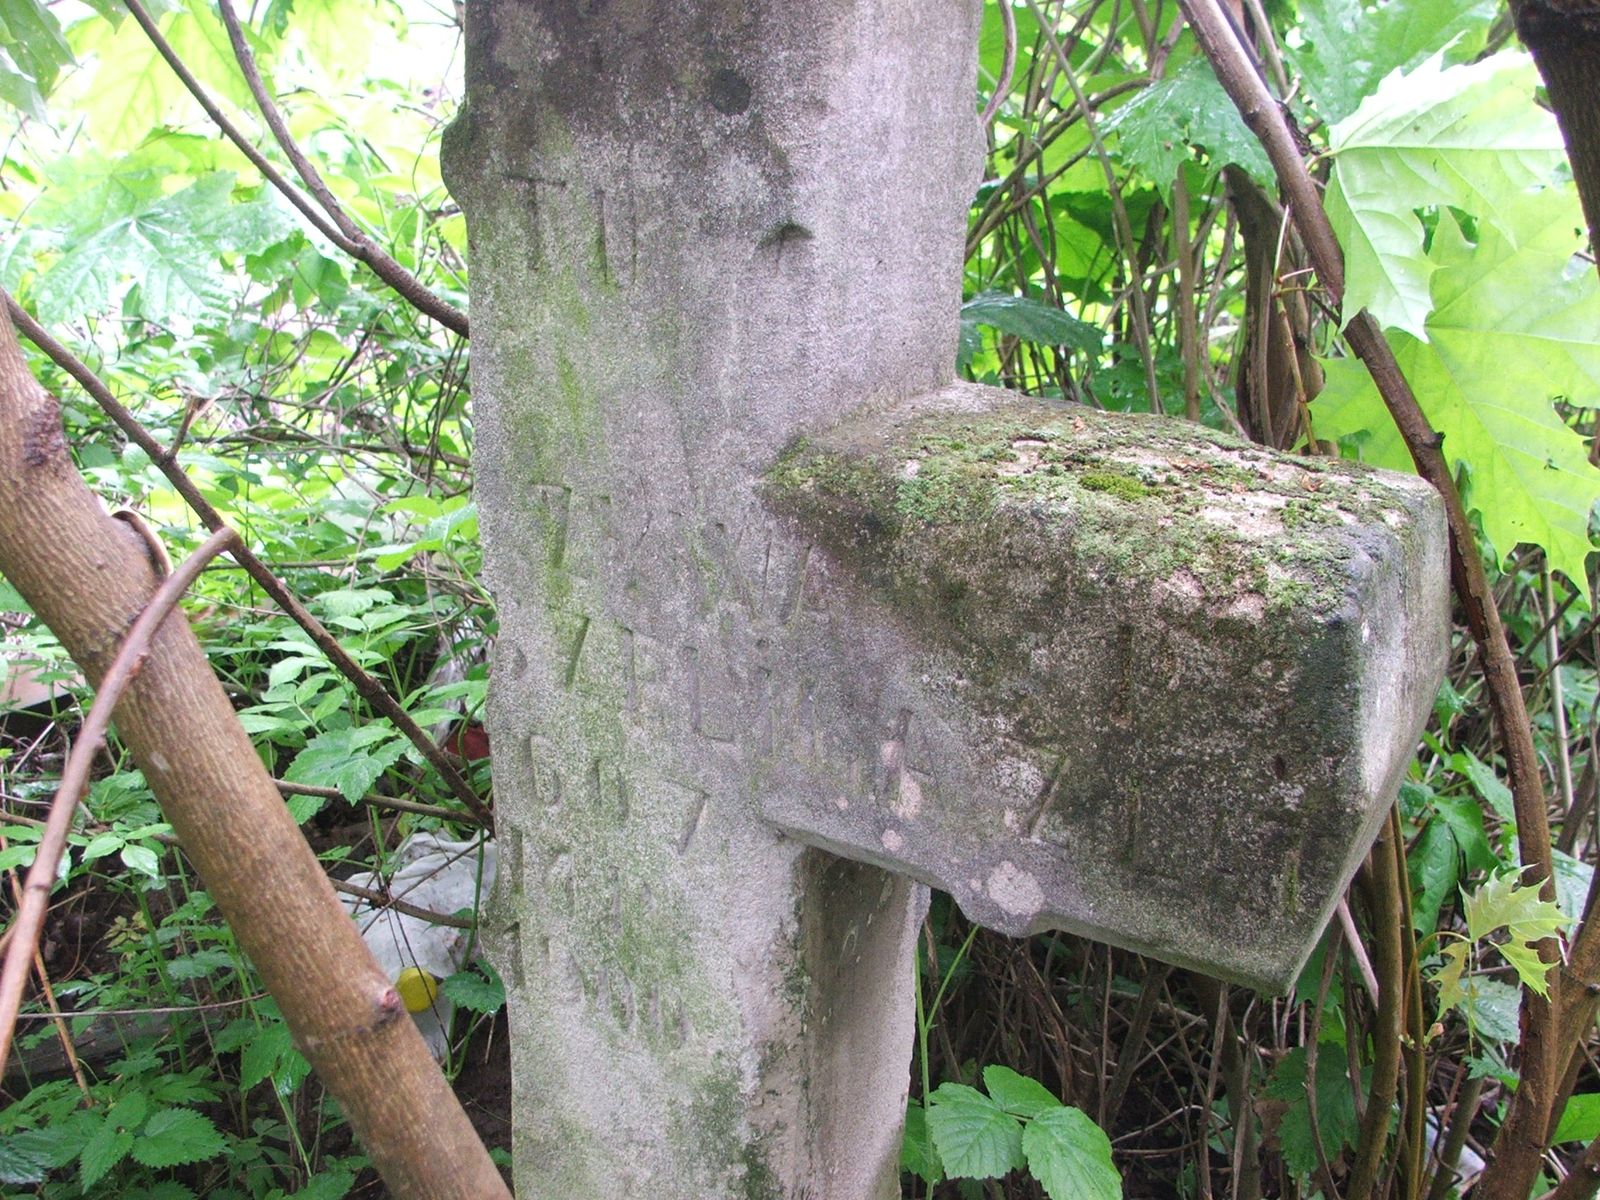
[0, 56, 46, 120]
[284, 724, 406, 803]
[239, 1019, 295, 1091]
[81, 830, 123, 862]
[78, 1122, 134, 1190]
[959, 291, 1102, 368]
[1314, 198, 1600, 591]
[1105, 59, 1274, 189]
[0, 0, 72, 103]
[1462, 871, 1568, 997]
[1554, 851, 1595, 924]
[925, 1083, 1025, 1180]
[1021, 1106, 1121, 1200]
[34, 171, 297, 325]
[1465, 871, 1568, 944]
[1325, 52, 1567, 337]
[1435, 793, 1499, 874]
[70, 0, 254, 147]
[442, 963, 504, 1015]
[1289, 0, 1497, 123]
[285, 1168, 358, 1200]
[982, 1065, 1062, 1120]
[107, 1090, 148, 1130]
[901, 1101, 942, 1186]
[120, 842, 161, 878]
[0, 1128, 51, 1185]
[130, 1108, 227, 1168]
[1408, 819, 1459, 934]
[1264, 1043, 1365, 1177]
[0, 843, 36, 873]
[1451, 751, 1517, 824]
[1553, 1094, 1600, 1145]
[1458, 976, 1523, 1044]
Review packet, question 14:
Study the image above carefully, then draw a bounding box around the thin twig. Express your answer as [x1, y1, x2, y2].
[5, 294, 494, 831]
[980, 0, 1018, 128]
[0, 526, 240, 1075]
[1025, 0, 1163, 414]
[1348, 817, 1405, 1200]
[1337, 896, 1380, 1006]
[330, 878, 475, 930]
[275, 780, 484, 826]
[122, 0, 468, 338]
[121, 0, 345, 247]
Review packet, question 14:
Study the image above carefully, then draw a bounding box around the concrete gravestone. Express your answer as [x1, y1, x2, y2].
[442, 2, 1449, 1197]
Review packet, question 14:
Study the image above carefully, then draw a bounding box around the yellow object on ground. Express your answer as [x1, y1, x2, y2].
[397, 966, 440, 1013]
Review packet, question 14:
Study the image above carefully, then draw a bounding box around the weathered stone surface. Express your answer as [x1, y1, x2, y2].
[446, 0, 1450, 1194]
[760, 382, 1450, 990]
[444, 1, 985, 1196]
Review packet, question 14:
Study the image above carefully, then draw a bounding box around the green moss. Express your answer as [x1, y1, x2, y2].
[1079, 470, 1151, 500]
[894, 466, 992, 523]
[675, 1067, 780, 1200]
[762, 400, 1419, 639]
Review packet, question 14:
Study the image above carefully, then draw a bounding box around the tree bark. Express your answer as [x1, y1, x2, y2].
[0, 313, 508, 1200]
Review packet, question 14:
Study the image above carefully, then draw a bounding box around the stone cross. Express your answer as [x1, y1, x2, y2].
[442, 3, 1449, 1197]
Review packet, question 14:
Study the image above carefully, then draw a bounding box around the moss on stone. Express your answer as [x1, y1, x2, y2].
[762, 398, 1422, 640]
[1079, 470, 1152, 500]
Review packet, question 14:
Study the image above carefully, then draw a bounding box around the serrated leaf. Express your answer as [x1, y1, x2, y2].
[1289, 0, 1497, 124]
[1465, 871, 1567, 944]
[925, 1083, 1025, 1180]
[131, 1108, 227, 1168]
[1459, 872, 1567, 997]
[982, 1065, 1062, 1119]
[1326, 53, 1567, 337]
[78, 1123, 133, 1190]
[107, 1090, 148, 1130]
[1263, 1043, 1365, 1177]
[285, 1168, 358, 1200]
[34, 172, 296, 325]
[1500, 940, 1555, 997]
[1314, 197, 1600, 592]
[239, 1019, 294, 1091]
[901, 1101, 942, 1186]
[1021, 1106, 1121, 1200]
[442, 965, 504, 1015]
[1105, 59, 1274, 189]
[0, 1128, 51, 1185]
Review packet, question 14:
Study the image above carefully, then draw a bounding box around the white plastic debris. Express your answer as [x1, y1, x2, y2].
[339, 833, 496, 1059]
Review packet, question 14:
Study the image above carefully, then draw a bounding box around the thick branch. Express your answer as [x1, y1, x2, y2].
[0, 526, 238, 1072]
